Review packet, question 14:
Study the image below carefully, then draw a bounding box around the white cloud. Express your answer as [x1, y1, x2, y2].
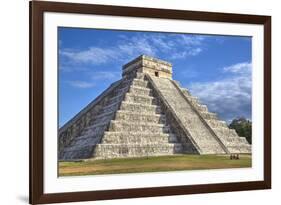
[189, 48, 203, 56]
[223, 62, 252, 74]
[180, 35, 205, 46]
[59, 65, 89, 72]
[91, 71, 120, 81]
[150, 34, 175, 50]
[67, 81, 95, 88]
[188, 62, 252, 122]
[171, 48, 202, 59]
[65, 72, 120, 89]
[60, 47, 118, 65]
[118, 36, 156, 57]
[59, 33, 207, 68]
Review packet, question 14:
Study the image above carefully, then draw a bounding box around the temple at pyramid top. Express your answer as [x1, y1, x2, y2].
[122, 55, 173, 79]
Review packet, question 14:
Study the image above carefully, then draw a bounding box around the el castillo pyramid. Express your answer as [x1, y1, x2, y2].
[59, 55, 251, 160]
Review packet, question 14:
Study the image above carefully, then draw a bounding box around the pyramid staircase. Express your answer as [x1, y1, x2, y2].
[148, 75, 251, 154]
[179, 86, 251, 153]
[59, 74, 185, 160]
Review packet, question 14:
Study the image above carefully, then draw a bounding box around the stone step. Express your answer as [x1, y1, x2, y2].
[129, 86, 152, 96]
[236, 137, 249, 144]
[199, 111, 218, 120]
[173, 80, 181, 87]
[107, 93, 125, 105]
[111, 82, 131, 94]
[212, 127, 238, 138]
[73, 132, 102, 143]
[198, 147, 227, 154]
[152, 84, 174, 91]
[132, 79, 148, 88]
[192, 140, 228, 154]
[81, 122, 109, 135]
[192, 103, 208, 112]
[159, 89, 178, 94]
[120, 102, 161, 114]
[64, 135, 101, 152]
[219, 136, 249, 145]
[120, 78, 133, 86]
[89, 111, 115, 125]
[205, 119, 228, 128]
[136, 72, 145, 79]
[124, 93, 155, 105]
[186, 96, 200, 105]
[94, 143, 183, 159]
[109, 120, 170, 133]
[102, 132, 176, 144]
[112, 85, 129, 96]
[60, 144, 94, 160]
[64, 132, 179, 154]
[115, 111, 165, 123]
[91, 110, 115, 121]
[227, 144, 252, 154]
[101, 101, 120, 113]
[181, 88, 191, 96]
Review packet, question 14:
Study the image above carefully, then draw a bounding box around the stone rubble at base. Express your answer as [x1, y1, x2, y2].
[58, 55, 251, 160]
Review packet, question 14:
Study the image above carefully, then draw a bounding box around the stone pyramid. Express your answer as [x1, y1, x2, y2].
[59, 55, 251, 160]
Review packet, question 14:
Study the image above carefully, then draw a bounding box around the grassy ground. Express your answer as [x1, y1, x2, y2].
[59, 154, 251, 176]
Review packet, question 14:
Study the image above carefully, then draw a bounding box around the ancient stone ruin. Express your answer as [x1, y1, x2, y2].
[59, 55, 251, 160]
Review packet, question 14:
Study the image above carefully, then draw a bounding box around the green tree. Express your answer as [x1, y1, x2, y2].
[229, 117, 252, 144]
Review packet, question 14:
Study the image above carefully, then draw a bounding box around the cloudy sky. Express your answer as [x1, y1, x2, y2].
[59, 27, 252, 127]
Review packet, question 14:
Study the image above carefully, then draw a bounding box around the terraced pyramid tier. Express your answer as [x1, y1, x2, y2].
[91, 76, 187, 159]
[148, 75, 251, 154]
[59, 55, 251, 161]
[59, 75, 189, 160]
[179, 83, 251, 154]
[59, 78, 132, 160]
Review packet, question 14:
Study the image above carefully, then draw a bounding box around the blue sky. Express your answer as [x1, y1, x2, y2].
[59, 27, 252, 127]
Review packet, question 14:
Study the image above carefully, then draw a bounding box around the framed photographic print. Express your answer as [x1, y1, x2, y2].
[29, 0, 271, 204]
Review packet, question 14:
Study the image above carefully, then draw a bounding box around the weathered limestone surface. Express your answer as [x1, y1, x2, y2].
[59, 55, 251, 160]
[59, 73, 189, 160]
[179, 86, 251, 153]
[122, 55, 172, 79]
[59, 78, 132, 159]
[148, 76, 227, 154]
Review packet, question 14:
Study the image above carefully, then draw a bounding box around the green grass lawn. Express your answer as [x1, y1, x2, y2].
[59, 154, 251, 176]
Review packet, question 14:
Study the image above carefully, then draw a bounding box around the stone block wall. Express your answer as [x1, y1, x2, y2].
[122, 55, 172, 79]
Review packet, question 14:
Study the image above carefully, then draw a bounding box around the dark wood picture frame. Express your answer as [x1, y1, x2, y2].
[30, 1, 271, 204]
